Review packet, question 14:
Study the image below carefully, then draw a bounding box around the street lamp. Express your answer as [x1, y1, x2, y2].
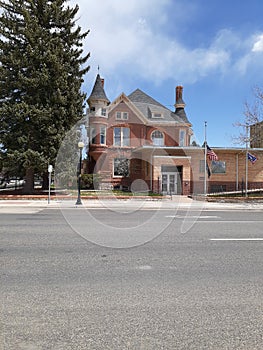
[75, 141, 84, 205]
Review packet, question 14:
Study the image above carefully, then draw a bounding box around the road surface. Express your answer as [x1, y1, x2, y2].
[1, 205, 263, 349]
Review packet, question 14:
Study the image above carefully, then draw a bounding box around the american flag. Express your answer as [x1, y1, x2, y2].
[247, 152, 257, 164]
[206, 144, 218, 161]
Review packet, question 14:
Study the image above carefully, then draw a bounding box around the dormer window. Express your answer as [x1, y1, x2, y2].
[152, 112, 163, 119]
[148, 107, 164, 119]
[116, 111, 129, 120]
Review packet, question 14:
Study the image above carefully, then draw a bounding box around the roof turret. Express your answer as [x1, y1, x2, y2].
[87, 74, 110, 106]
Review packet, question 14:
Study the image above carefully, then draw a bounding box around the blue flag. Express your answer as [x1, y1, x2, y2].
[247, 152, 257, 164]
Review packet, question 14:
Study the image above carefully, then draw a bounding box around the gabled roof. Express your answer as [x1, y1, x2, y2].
[128, 89, 190, 124]
[128, 89, 165, 107]
[87, 74, 110, 103]
[108, 92, 149, 124]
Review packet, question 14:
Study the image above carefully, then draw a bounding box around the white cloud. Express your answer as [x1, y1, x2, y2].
[252, 34, 263, 52]
[232, 33, 263, 75]
[69, 0, 263, 90]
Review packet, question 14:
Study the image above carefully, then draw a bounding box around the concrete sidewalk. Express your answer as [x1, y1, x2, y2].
[0, 195, 263, 213]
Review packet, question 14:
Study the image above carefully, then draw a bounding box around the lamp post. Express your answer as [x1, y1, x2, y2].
[48, 164, 53, 204]
[76, 141, 84, 205]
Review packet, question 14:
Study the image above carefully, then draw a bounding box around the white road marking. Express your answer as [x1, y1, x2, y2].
[166, 215, 219, 219]
[137, 265, 152, 270]
[166, 217, 263, 224]
[210, 238, 263, 241]
[0, 207, 44, 214]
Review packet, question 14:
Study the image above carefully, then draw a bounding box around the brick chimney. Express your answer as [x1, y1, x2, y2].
[175, 85, 185, 109]
[176, 86, 183, 101]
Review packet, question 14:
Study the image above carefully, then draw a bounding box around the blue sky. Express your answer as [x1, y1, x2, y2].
[70, 0, 263, 147]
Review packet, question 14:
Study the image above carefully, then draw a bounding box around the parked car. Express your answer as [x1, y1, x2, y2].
[5, 178, 25, 188]
[0, 177, 6, 189]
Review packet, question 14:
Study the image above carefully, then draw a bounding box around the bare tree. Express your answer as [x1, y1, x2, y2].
[233, 86, 263, 146]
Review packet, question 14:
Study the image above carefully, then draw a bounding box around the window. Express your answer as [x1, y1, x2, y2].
[113, 158, 129, 177]
[179, 129, 186, 146]
[90, 127, 96, 144]
[116, 111, 129, 120]
[114, 127, 130, 146]
[161, 166, 178, 172]
[200, 160, 226, 174]
[100, 126, 106, 144]
[151, 130, 164, 146]
[199, 160, 205, 173]
[101, 108, 107, 116]
[211, 161, 226, 174]
[152, 112, 162, 118]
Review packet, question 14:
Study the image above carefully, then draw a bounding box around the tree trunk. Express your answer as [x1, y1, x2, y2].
[23, 167, 34, 194]
[42, 172, 49, 190]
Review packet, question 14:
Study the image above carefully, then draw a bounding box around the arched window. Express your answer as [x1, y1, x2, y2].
[151, 130, 164, 146]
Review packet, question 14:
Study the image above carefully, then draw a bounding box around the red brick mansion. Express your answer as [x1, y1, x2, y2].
[84, 74, 263, 195]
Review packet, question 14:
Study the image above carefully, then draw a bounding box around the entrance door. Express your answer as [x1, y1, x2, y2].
[162, 173, 178, 195]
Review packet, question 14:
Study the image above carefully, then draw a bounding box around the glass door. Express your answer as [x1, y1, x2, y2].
[169, 174, 176, 194]
[162, 173, 177, 194]
[162, 174, 168, 193]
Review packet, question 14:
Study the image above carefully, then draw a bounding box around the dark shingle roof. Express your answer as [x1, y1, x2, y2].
[128, 89, 165, 108]
[128, 89, 190, 124]
[88, 74, 110, 103]
[173, 108, 188, 123]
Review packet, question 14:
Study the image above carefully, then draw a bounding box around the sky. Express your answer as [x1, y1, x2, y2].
[70, 0, 263, 147]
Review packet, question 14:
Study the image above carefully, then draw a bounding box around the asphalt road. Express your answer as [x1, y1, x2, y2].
[1, 206, 263, 349]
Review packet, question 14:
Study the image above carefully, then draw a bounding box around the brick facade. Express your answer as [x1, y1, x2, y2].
[86, 74, 263, 195]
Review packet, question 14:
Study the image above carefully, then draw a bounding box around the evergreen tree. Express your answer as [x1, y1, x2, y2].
[0, 0, 90, 192]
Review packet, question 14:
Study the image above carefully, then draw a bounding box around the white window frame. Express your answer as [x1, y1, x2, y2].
[152, 112, 163, 119]
[116, 112, 122, 120]
[122, 112, 128, 120]
[113, 158, 130, 177]
[101, 108, 107, 116]
[151, 130, 164, 146]
[115, 111, 129, 120]
[100, 126, 106, 145]
[113, 127, 130, 147]
[179, 129, 186, 146]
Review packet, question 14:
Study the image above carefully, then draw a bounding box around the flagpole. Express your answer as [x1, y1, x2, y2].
[245, 123, 248, 197]
[204, 121, 207, 196]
